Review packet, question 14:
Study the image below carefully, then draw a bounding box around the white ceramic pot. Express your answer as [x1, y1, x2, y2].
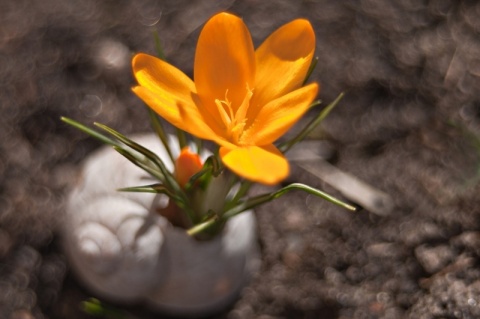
[62, 134, 260, 316]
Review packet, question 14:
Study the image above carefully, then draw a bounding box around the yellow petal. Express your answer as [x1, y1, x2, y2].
[241, 83, 318, 146]
[131, 86, 210, 139]
[251, 19, 315, 115]
[132, 53, 226, 143]
[133, 53, 196, 103]
[219, 144, 289, 185]
[194, 12, 255, 114]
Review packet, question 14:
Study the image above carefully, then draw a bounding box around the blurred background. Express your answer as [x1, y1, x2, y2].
[2, 0, 480, 318]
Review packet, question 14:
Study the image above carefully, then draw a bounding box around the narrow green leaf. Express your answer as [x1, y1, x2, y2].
[206, 154, 222, 176]
[118, 186, 162, 193]
[118, 183, 166, 193]
[153, 31, 166, 60]
[308, 99, 322, 109]
[186, 213, 219, 236]
[148, 109, 175, 163]
[184, 157, 211, 190]
[187, 182, 356, 236]
[176, 128, 188, 149]
[94, 122, 179, 190]
[118, 183, 175, 196]
[82, 298, 104, 316]
[114, 147, 197, 222]
[183, 155, 223, 191]
[278, 92, 344, 153]
[94, 122, 161, 164]
[113, 146, 164, 181]
[194, 136, 204, 154]
[302, 56, 318, 86]
[224, 182, 356, 220]
[61, 117, 120, 147]
[82, 298, 130, 319]
[225, 180, 252, 211]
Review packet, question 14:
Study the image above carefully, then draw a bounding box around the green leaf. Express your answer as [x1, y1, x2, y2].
[183, 155, 222, 191]
[194, 136, 204, 154]
[153, 31, 166, 60]
[118, 183, 177, 198]
[176, 127, 188, 149]
[60, 117, 120, 147]
[82, 298, 130, 319]
[278, 92, 344, 153]
[204, 154, 223, 176]
[186, 213, 219, 237]
[147, 108, 174, 163]
[224, 180, 252, 211]
[62, 118, 201, 226]
[118, 183, 167, 193]
[114, 147, 197, 221]
[113, 146, 164, 181]
[222, 183, 356, 221]
[97, 127, 199, 224]
[302, 56, 318, 86]
[94, 122, 179, 190]
[187, 182, 356, 236]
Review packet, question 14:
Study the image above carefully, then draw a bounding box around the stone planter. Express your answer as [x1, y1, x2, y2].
[62, 134, 260, 316]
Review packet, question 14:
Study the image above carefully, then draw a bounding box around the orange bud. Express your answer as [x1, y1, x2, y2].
[174, 147, 203, 188]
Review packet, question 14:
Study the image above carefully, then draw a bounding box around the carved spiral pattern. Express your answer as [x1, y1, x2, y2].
[62, 134, 259, 315]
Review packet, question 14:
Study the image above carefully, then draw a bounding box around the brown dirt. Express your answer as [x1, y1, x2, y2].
[2, 0, 480, 318]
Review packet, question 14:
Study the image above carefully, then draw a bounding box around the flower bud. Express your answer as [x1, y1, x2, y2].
[174, 147, 203, 188]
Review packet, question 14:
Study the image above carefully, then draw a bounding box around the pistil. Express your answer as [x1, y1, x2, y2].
[214, 86, 253, 144]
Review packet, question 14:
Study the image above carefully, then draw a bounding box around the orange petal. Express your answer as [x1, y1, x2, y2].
[131, 86, 215, 141]
[250, 19, 315, 116]
[133, 53, 196, 104]
[175, 147, 203, 188]
[194, 12, 255, 114]
[241, 83, 318, 146]
[132, 54, 219, 142]
[219, 144, 289, 185]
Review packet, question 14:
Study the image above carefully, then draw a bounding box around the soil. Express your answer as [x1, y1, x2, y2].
[2, 0, 480, 318]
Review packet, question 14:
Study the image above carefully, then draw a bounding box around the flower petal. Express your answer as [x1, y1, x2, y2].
[132, 86, 238, 149]
[241, 83, 318, 146]
[219, 144, 289, 185]
[251, 19, 315, 111]
[175, 147, 203, 188]
[131, 86, 209, 140]
[133, 53, 196, 104]
[132, 53, 227, 144]
[194, 12, 255, 113]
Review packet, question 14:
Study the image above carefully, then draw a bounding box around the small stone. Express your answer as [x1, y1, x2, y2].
[10, 309, 34, 319]
[400, 221, 445, 247]
[284, 210, 306, 231]
[415, 245, 454, 274]
[366, 242, 404, 259]
[451, 231, 480, 256]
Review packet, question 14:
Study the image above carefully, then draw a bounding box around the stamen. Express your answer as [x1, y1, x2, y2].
[214, 85, 253, 144]
[231, 121, 247, 143]
[223, 89, 234, 120]
[214, 98, 232, 128]
[235, 85, 253, 124]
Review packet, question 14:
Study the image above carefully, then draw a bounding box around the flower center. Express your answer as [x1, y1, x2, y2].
[214, 86, 253, 145]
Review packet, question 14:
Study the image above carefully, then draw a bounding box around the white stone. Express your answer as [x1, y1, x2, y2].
[62, 134, 260, 316]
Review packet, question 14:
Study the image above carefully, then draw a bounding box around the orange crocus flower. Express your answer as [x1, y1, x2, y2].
[132, 12, 318, 185]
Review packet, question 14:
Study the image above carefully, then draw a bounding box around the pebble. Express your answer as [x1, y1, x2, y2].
[415, 245, 455, 274]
